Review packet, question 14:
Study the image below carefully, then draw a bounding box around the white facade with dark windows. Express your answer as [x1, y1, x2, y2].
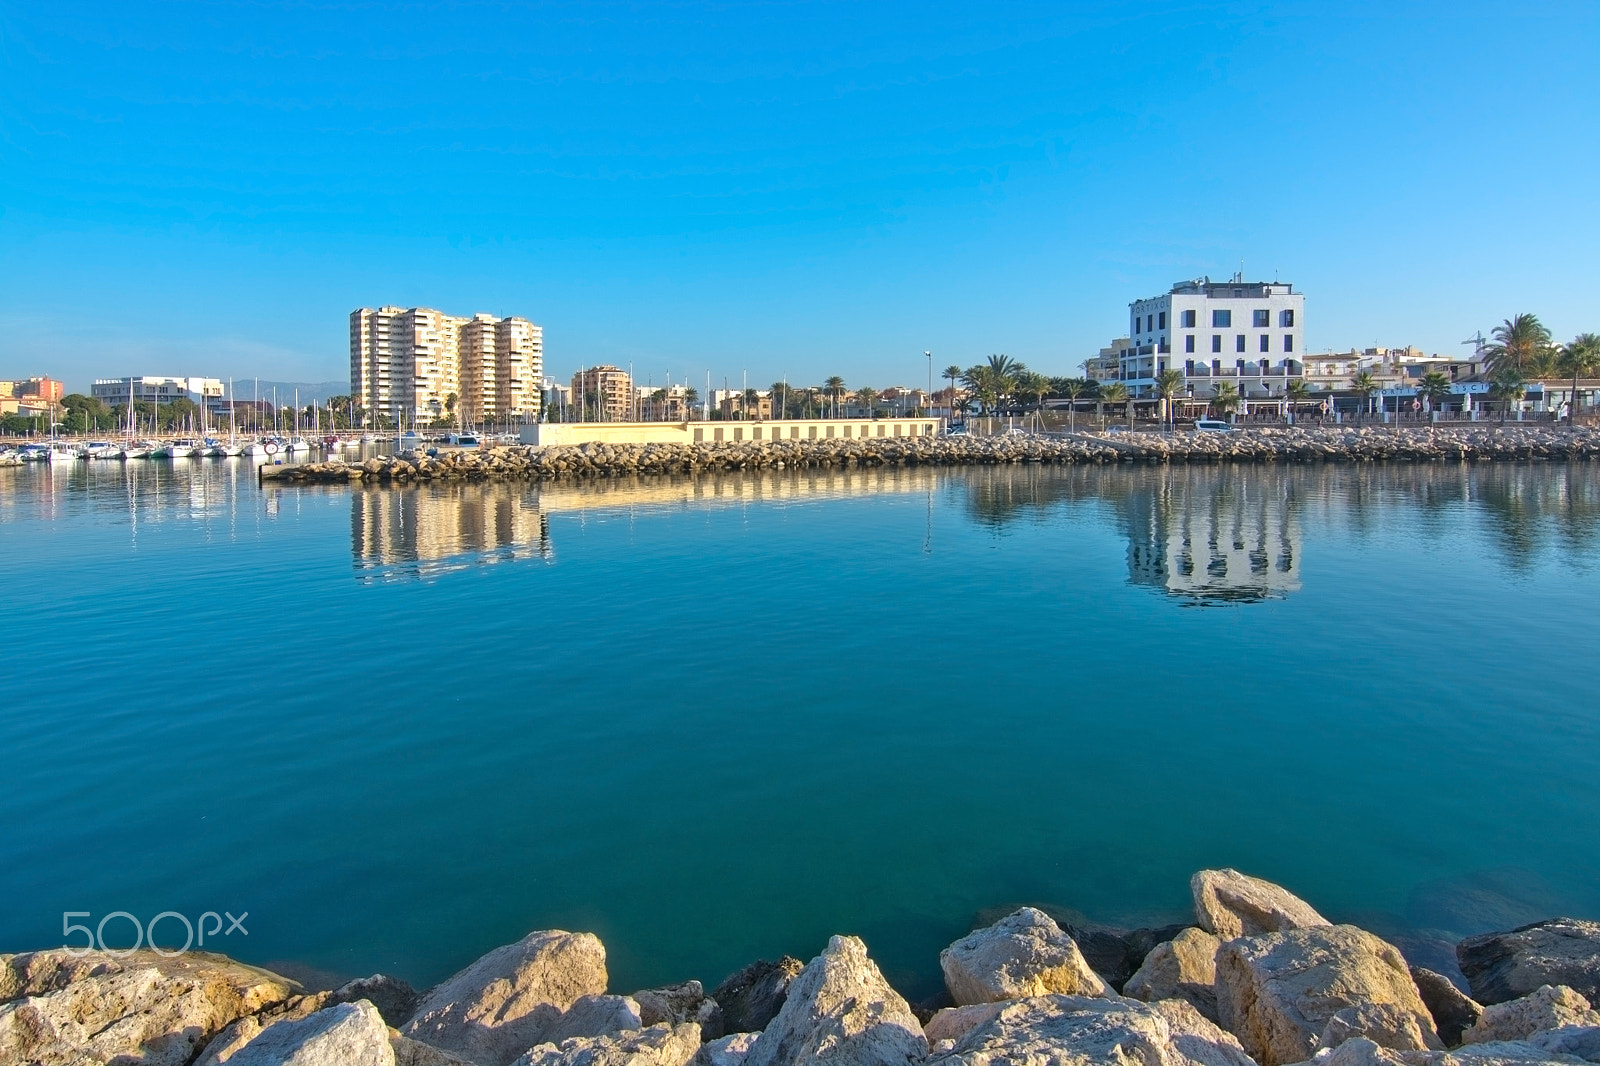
[1113, 276, 1305, 399]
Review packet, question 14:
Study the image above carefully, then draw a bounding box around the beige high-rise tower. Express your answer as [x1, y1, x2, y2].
[350, 306, 543, 426]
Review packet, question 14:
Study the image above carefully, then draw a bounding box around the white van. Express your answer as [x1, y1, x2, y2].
[1194, 420, 1233, 433]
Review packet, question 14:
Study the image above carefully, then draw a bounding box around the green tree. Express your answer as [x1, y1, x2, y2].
[1055, 378, 1090, 432]
[1417, 371, 1452, 414]
[942, 364, 963, 412]
[1154, 369, 1185, 429]
[1490, 367, 1527, 424]
[824, 376, 845, 418]
[854, 386, 879, 417]
[1484, 314, 1554, 377]
[1209, 381, 1241, 421]
[1557, 333, 1600, 425]
[1351, 371, 1380, 421]
[1099, 381, 1128, 429]
[683, 386, 700, 417]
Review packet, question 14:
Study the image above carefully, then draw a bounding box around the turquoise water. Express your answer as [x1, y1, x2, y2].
[2, 458, 1599, 997]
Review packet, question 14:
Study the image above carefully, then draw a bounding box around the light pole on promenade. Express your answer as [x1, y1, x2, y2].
[924, 350, 932, 416]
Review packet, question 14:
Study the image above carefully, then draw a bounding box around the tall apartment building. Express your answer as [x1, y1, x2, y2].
[571, 365, 634, 421]
[350, 306, 543, 426]
[1109, 277, 1305, 398]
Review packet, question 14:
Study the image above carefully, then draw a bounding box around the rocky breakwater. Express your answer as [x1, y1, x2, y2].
[258, 426, 1600, 486]
[7, 869, 1600, 1066]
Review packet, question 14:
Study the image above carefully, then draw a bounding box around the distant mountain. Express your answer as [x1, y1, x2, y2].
[226, 380, 348, 404]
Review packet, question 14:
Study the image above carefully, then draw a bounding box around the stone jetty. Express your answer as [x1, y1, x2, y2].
[261, 427, 1600, 485]
[8, 870, 1600, 1066]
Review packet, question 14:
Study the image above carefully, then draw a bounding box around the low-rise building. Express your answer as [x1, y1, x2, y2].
[91, 376, 227, 417]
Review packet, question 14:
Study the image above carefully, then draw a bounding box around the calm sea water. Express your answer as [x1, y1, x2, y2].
[2, 456, 1598, 997]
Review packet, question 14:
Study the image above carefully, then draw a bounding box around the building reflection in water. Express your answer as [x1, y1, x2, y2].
[1123, 469, 1301, 603]
[350, 485, 553, 582]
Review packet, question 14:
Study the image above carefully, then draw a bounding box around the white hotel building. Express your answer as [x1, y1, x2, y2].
[1111, 277, 1305, 399]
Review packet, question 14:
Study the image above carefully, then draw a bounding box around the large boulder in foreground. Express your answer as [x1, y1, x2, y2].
[1193, 869, 1332, 941]
[924, 994, 1256, 1066]
[512, 1022, 703, 1066]
[1461, 985, 1600, 1045]
[0, 948, 296, 1066]
[1125, 928, 1224, 1021]
[712, 958, 804, 1035]
[226, 1000, 394, 1066]
[939, 908, 1110, 1005]
[742, 935, 926, 1066]
[1216, 925, 1443, 1066]
[1458, 921, 1600, 1006]
[402, 930, 609, 1066]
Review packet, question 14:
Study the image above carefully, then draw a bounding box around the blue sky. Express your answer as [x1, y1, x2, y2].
[2, 1, 1596, 392]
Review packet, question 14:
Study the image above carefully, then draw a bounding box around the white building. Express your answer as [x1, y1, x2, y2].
[350, 306, 543, 427]
[1112, 276, 1305, 399]
[91, 376, 227, 416]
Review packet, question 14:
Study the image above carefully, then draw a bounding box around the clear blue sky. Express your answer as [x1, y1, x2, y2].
[3, 1, 1596, 393]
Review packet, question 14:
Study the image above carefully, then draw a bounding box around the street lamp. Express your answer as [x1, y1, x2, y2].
[924, 351, 932, 417]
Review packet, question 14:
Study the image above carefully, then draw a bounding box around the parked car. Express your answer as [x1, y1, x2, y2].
[1194, 420, 1233, 433]
[1106, 425, 1131, 435]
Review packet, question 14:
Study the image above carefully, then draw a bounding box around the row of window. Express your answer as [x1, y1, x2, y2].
[1181, 334, 1295, 354]
[1137, 309, 1295, 331]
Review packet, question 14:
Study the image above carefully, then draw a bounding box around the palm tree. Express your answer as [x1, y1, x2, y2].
[1489, 367, 1526, 424]
[1099, 382, 1128, 430]
[743, 387, 760, 419]
[824, 376, 845, 418]
[1011, 371, 1048, 431]
[961, 366, 997, 419]
[1484, 314, 1553, 377]
[649, 388, 668, 421]
[1057, 378, 1089, 432]
[1210, 381, 1241, 422]
[1351, 371, 1380, 422]
[769, 382, 789, 418]
[683, 386, 699, 418]
[942, 365, 963, 413]
[1154, 369, 1185, 429]
[1285, 379, 1311, 423]
[1416, 371, 1452, 417]
[986, 354, 1022, 413]
[855, 386, 879, 417]
[1558, 334, 1600, 425]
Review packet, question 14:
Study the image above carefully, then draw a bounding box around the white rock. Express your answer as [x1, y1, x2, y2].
[1216, 925, 1443, 1066]
[939, 908, 1110, 1005]
[692, 1032, 760, 1066]
[1126, 928, 1224, 1021]
[923, 1004, 1003, 1047]
[403, 930, 608, 1066]
[512, 1022, 702, 1066]
[742, 935, 926, 1066]
[227, 1000, 395, 1066]
[923, 993, 1256, 1066]
[0, 949, 296, 1066]
[1192, 869, 1332, 941]
[540, 996, 644, 1044]
[1463, 987, 1600, 1045]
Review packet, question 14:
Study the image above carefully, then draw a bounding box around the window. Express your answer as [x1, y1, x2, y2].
[1158, 311, 1167, 329]
[1284, 334, 1294, 353]
[753, 427, 763, 440]
[808, 426, 817, 439]
[1212, 309, 1232, 327]
[1236, 334, 1246, 353]
[790, 426, 799, 438]
[1185, 335, 1195, 353]
[1260, 334, 1270, 353]
[843, 425, 852, 438]
[1212, 335, 1222, 353]
[693, 428, 704, 442]
[1253, 309, 1270, 328]
[733, 428, 742, 441]
[1280, 309, 1295, 327]
[1182, 309, 1197, 328]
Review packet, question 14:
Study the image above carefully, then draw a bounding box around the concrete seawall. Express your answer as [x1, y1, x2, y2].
[260, 426, 1600, 484]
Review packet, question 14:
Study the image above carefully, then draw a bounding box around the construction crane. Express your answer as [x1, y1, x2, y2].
[1462, 331, 1487, 357]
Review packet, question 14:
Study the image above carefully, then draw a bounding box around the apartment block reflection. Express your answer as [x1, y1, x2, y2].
[1125, 471, 1301, 602]
[351, 486, 551, 580]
